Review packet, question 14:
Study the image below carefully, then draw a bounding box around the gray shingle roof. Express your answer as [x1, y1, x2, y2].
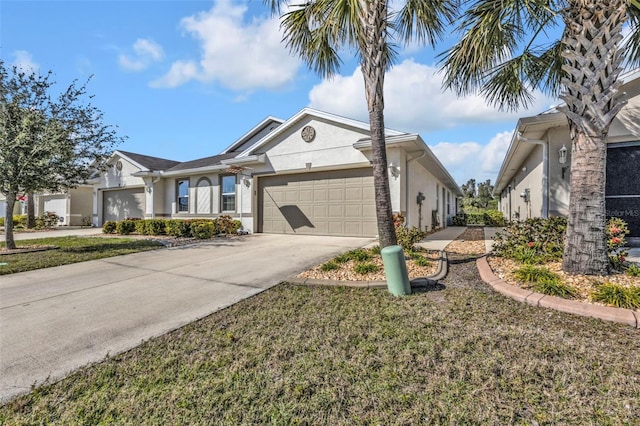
[118, 150, 181, 171]
[165, 152, 238, 172]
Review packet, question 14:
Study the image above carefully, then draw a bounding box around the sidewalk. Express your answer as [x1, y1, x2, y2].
[417, 226, 466, 251]
[0, 227, 101, 241]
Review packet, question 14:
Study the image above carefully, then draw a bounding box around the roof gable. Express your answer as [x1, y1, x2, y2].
[115, 150, 180, 171]
[236, 108, 406, 158]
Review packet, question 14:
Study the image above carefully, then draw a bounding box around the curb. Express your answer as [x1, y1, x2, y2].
[287, 250, 448, 291]
[476, 255, 640, 328]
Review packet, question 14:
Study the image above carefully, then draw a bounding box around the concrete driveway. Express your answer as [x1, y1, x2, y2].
[0, 233, 372, 403]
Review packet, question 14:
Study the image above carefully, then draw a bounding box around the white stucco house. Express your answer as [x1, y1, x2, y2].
[1, 189, 93, 226]
[493, 69, 640, 242]
[91, 108, 462, 237]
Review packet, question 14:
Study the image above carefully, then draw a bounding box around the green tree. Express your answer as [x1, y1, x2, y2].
[266, 0, 456, 247]
[461, 178, 476, 199]
[441, 0, 640, 275]
[477, 179, 495, 209]
[1, 63, 124, 249]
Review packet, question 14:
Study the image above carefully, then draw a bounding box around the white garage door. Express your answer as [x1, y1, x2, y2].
[43, 195, 67, 224]
[102, 188, 145, 222]
[259, 168, 377, 237]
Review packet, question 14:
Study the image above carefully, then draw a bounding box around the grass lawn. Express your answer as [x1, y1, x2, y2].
[0, 236, 164, 275]
[1, 279, 638, 424]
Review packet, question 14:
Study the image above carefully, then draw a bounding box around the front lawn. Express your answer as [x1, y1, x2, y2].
[1, 279, 638, 424]
[0, 236, 164, 275]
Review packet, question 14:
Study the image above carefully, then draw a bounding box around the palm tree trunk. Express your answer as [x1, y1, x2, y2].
[559, 0, 627, 275]
[4, 192, 17, 250]
[360, 0, 397, 248]
[562, 129, 608, 274]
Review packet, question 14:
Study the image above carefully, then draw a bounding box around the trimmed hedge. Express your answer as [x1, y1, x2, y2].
[103, 217, 240, 238]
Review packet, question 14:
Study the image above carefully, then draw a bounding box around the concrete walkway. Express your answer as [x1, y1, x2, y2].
[417, 226, 467, 251]
[1, 227, 101, 241]
[0, 233, 373, 403]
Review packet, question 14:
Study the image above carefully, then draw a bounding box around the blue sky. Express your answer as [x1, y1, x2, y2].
[2, 0, 557, 185]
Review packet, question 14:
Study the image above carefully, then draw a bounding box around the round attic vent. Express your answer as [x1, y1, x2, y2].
[301, 125, 316, 143]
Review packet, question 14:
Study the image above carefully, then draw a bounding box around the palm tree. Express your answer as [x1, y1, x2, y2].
[441, 0, 640, 275]
[266, 0, 457, 248]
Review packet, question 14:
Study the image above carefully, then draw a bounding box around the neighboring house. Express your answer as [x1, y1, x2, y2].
[0, 189, 93, 226]
[35, 187, 94, 226]
[91, 108, 462, 237]
[493, 69, 640, 242]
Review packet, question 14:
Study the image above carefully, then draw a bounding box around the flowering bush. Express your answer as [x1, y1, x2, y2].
[492, 217, 567, 263]
[607, 217, 629, 270]
[34, 212, 59, 229]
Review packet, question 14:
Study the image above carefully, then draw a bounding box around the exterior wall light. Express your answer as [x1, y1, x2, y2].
[558, 144, 568, 165]
[388, 163, 400, 179]
[241, 177, 251, 188]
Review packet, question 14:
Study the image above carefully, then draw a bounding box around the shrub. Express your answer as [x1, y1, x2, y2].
[34, 211, 59, 229]
[116, 220, 136, 235]
[513, 265, 560, 283]
[134, 219, 166, 236]
[166, 220, 191, 237]
[191, 221, 215, 239]
[591, 283, 640, 309]
[11, 214, 28, 228]
[215, 215, 240, 234]
[320, 261, 339, 272]
[102, 221, 117, 234]
[369, 245, 381, 255]
[626, 263, 640, 278]
[465, 213, 485, 225]
[493, 217, 567, 262]
[452, 213, 466, 226]
[607, 217, 630, 269]
[353, 262, 379, 275]
[531, 279, 578, 299]
[395, 226, 427, 251]
[483, 210, 506, 227]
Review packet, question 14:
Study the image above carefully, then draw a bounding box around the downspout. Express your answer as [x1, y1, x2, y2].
[517, 133, 549, 218]
[405, 150, 427, 228]
[150, 176, 161, 219]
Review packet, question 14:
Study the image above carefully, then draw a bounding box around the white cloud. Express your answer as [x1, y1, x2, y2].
[119, 38, 164, 72]
[309, 59, 555, 133]
[12, 50, 39, 74]
[429, 130, 514, 184]
[151, 0, 300, 90]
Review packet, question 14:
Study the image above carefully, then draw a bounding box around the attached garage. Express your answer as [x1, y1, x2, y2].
[42, 194, 68, 225]
[258, 168, 376, 237]
[102, 188, 145, 222]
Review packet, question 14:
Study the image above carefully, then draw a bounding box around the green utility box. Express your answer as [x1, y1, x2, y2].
[381, 245, 411, 296]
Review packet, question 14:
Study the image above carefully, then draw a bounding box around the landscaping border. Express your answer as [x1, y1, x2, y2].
[288, 251, 448, 290]
[476, 255, 640, 328]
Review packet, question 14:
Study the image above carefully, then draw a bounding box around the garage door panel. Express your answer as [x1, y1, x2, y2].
[259, 168, 376, 237]
[103, 188, 145, 222]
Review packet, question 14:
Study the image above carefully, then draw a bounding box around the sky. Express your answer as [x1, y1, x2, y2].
[1, 0, 558, 186]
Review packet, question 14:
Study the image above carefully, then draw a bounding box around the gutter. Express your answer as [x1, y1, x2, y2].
[517, 133, 549, 218]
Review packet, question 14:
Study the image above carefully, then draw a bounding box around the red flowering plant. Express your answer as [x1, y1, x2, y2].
[607, 217, 630, 270]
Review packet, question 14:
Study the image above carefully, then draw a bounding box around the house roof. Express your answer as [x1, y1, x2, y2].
[165, 153, 239, 173]
[115, 150, 180, 171]
[236, 107, 406, 158]
[354, 134, 463, 197]
[492, 67, 640, 196]
[222, 116, 285, 154]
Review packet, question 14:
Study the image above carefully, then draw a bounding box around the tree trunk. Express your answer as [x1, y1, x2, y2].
[4, 193, 17, 250]
[27, 192, 36, 229]
[359, 0, 397, 248]
[559, 0, 627, 274]
[562, 129, 608, 274]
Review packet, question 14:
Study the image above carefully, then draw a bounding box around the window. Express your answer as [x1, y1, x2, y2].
[177, 179, 189, 212]
[221, 175, 236, 212]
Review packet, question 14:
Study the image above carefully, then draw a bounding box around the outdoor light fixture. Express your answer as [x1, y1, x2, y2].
[388, 163, 400, 178]
[242, 177, 251, 188]
[559, 144, 569, 179]
[558, 144, 568, 165]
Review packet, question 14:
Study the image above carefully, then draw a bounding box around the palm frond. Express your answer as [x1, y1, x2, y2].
[395, 0, 459, 47]
[623, 1, 640, 68]
[439, 0, 562, 110]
